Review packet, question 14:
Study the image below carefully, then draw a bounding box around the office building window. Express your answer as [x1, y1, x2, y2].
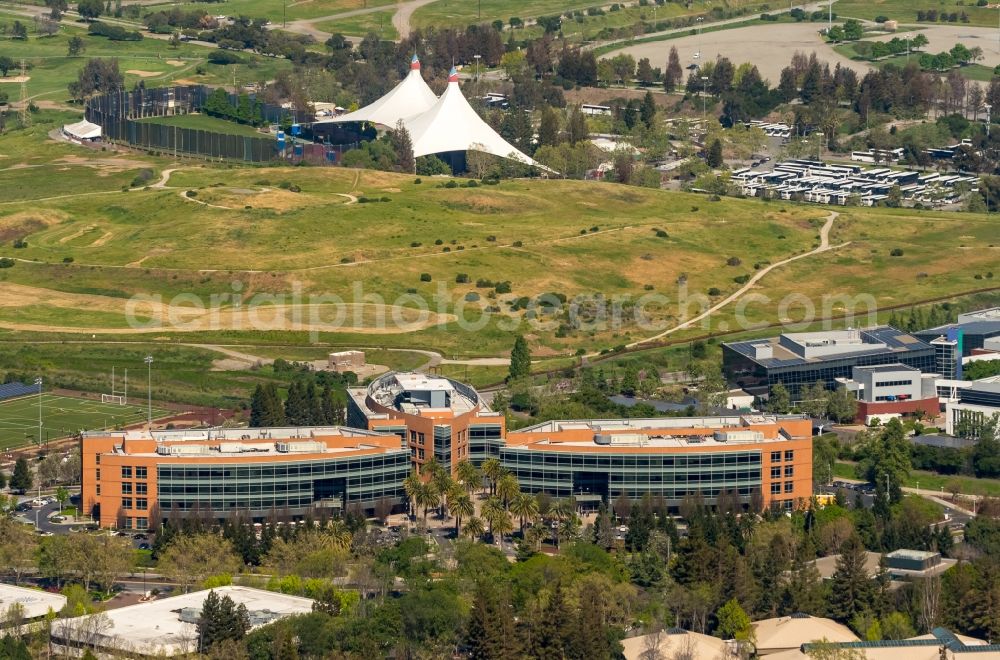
[95, 469, 100, 481]
[135, 466, 147, 479]
[136, 498, 147, 510]
[96, 485, 100, 496]
[135, 517, 148, 530]
[771, 483, 781, 494]
[95, 455, 100, 465]
[771, 467, 782, 479]
[785, 465, 794, 477]
[121, 466, 132, 479]
[418, 449, 425, 460]
[136, 483, 147, 495]
[771, 451, 782, 462]
[784, 482, 794, 493]
[784, 450, 794, 462]
[121, 483, 132, 495]
[124, 517, 133, 530]
[121, 497, 133, 510]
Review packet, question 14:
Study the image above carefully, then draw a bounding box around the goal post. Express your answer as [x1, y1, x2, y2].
[106, 366, 127, 405]
[101, 394, 126, 406]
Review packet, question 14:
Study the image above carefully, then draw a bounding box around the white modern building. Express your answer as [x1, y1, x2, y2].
[0, 583, 67, 620]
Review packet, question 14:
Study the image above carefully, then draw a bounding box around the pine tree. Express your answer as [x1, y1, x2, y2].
[664, 46, 683, 91]
[284, 380, 309, 425]
[265, 383, 285, 426]
[197, 590, 222, 652]
[305, 381, 322, 424]
[532, 582, 571, 659]
[707, 138, 724, 168]
[538, 106, 560, 147]
[640, 90, 657, 128]
[249, 385, 266, 427]
[567, 105, 588, 145]
[320, 384, 339, 425]
[828, 535, 874, 623]
[508, 335, 531, 381]
[391, 119, 415, 173]
[10, 457, 31, 493]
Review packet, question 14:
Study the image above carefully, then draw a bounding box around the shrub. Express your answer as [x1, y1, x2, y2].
[0, 258, 15, 268]
[419, 273, 432, 282]
[434, 239, 443, 245]
[63, 256, 74, 263]
[476, 278, 495, 288]
[655, 229, 669, 238]
[708, 287, 721, 296]
[410, 241, 422, 248]
[185, 190, 197, 198]
[208, 50, 244, 65]
[890, 248, 904, 256]
[464, 292, 480, 301]
[455, 273, 470, 283]
[726, 256, 741, 266]
[733, 274, 750, 284]
[12, 238, 27, 248]
[512, 240, 523, 247]
[495, 281, 512, 294]
[414, 178, 422, 184]
[486, 235, 496, 242]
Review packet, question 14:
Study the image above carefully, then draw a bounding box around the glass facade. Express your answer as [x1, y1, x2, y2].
[499, 447, 763, 504]
[468, 424, 503, 464]
[156, 453, 409, 516]
[434, 425, 452, 472]
[723, 344, 937, 400]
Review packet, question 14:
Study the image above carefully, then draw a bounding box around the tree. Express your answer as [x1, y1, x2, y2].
[159, 534, 242, 592]
[664, 46, 683, 92]
[707, 139, 724, 168]
[391, 119, 415, 173]
[827, 386, 858, 423]
[10, 457, 31, 493]
[10, 21, 27, 39]
[67, 57, 123, 101]
[55, 486, 69, 511]
[250, 383, 285, 427]
[640, 90, 657, 128]
[636, 57, 655, 86]
[481, 458, 504, 496]
[455, 459, 480, 493]
[828, 535, 874, 623]
[715, 598, 753, 643]
[45, 0, 68, 19]
[767, 383, 792, 414]
[0, 518, 37, 584]
[508, 334, 531, 381]
[800, 380, 830, 419]
[67, 35, 85, 56]
[509, 492, 539, 534]
[566, 105, 588, 145]
[538, 106, 560, 148]
[77, 0, 103, 20]
[0, 57, 13, 77]
[495, 473, 519, 509]
[451, 492, 474, 537]
[197, 590, 250, 653]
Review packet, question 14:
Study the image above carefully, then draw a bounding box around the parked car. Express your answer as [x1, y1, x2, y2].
[138, 543, 151, 551]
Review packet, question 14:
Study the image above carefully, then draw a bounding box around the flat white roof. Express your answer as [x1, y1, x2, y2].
[53, 586, 313, 656]
[0, 583, 67, 619]
[393, 373, 455, 392]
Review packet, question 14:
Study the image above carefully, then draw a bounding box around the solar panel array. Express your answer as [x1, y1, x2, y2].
[0, 382, 40, 402]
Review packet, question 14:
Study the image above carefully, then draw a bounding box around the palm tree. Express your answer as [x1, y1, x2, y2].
[481, 458, 503, 496]
[455, 459, 481, 494]
[415, 482, 438, 526]
[525, 522, 548, 552]
[481, 496, 505, 540]
[491, 509, 514, 548]
[510, 492, 539, 535]
[463, 516, 485, 541]
[450, 491, 474, 537]
[496, 473, 520, 509]
[402, 470, 422, 519]
[432, 470, 455, 519]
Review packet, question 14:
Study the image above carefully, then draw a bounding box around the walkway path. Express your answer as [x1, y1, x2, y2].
[625, 211, 847, 350]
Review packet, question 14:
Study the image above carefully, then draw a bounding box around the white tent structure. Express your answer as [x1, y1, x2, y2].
[403, 67, 543, 169]
[62, 119, 102, 142]
[317, 54, 437, 128]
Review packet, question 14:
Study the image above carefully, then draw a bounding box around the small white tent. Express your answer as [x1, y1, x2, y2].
[403, 67, 543, 169]
[317, 54, 437, 128]
[62, 119, 102, 142]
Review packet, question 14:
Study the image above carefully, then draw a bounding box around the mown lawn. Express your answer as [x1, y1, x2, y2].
[136, 113, 266, 138]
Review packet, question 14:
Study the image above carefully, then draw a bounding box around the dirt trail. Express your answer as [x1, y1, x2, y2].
[625, 211, 847, 350]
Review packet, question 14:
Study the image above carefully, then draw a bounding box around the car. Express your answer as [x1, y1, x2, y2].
[686, 63, 698, 70]
[15, 502, 31, 512]
[115, 531, 130, 537]
[36, 531, 54, 537]
[133, 534, 148, 540]
[51, 515, 66, 523]
[138, 543, 151, 550]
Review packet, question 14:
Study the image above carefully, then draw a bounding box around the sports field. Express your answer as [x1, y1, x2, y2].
[136, 114, 267, 139]
[0, 394, 170, 450]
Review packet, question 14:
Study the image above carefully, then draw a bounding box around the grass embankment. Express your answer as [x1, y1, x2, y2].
[834, 0, 1000, 28]
[0, 20, 292, 103]
[1, 123, 999, 356]
[834, 461, 1000, 497]
[135, 113, 268, 138]
[315, 9, 399, 39]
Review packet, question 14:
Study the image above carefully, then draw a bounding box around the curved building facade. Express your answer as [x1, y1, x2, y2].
[347, 372, 504, 475]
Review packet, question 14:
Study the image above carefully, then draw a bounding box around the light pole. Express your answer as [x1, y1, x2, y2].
[905, 34, 911, 62]
[695, 16, 704, 62]
[474, 53, 481, 81]
[828, 0, 832, 35]
[985, 104, 992, 137]
[34, 377, 42, 447]
[144, 355, 153, 427]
